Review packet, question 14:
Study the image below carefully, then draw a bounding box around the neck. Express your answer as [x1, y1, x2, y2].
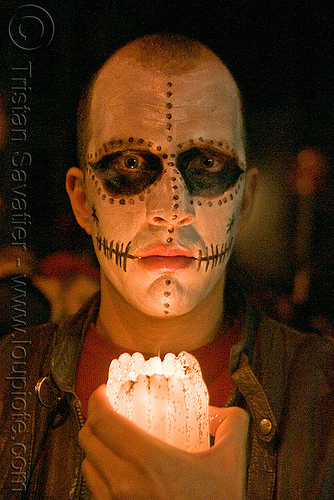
[98, 274, 226, 357]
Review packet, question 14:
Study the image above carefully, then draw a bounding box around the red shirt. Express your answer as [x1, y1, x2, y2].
[76, 322, 240, 419]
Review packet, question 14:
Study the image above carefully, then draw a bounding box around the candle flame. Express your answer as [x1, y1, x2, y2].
[155, 356, 163, 375]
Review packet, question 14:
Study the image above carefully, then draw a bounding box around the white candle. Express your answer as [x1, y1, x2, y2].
[106, 351, 210, 452]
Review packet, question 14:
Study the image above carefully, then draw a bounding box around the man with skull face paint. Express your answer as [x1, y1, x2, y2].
[70, 34, 252, 499]
[1, 34, 333, 500]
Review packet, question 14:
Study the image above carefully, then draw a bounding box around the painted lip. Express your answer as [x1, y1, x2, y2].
[136, 245, 196, 271]
[136, 245, 195, 259]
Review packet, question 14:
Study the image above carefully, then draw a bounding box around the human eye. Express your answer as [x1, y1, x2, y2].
[91, 151, 149, 173]
[118, 152, 149, 172]
[89, 150, 162, 196]
[176, 147, 243, 197]
[192, 151, 224, 172]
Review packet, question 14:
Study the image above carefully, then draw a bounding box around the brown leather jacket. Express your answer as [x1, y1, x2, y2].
[1, 292, 333, 499]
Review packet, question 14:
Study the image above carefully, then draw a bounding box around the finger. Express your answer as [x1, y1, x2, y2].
[209, 406, 249, 443]
[209, 405, 225, 437]
[80, 422, 161, 499]
[79, 418, 129, 482]
[86, 385, 172, 463]
[81, 458, 111, 500]
[80, 420, 145, 498]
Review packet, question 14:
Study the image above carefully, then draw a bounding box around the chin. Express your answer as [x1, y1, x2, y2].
[134, 299, 195, 318]
[133, 285, 204, 318]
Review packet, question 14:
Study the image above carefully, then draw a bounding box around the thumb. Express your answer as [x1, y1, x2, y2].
[209, 406, 249, 444]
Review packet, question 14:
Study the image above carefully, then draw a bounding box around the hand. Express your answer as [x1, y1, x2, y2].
[78, 385, 249, 500]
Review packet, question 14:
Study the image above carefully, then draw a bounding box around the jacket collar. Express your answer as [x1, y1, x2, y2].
[49, 285, 261, 393]
[50, 292, 101, 393]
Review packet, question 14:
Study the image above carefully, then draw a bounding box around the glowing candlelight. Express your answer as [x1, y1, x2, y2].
[106, 351, 210, 452]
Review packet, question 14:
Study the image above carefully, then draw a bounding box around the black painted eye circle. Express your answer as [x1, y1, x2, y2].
[124, 157, 138, 168]
[90, 149, 163, 196]
[175, 147, 244, 197]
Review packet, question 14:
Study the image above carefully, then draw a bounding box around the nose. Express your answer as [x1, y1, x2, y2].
[146, 170, 195, 228]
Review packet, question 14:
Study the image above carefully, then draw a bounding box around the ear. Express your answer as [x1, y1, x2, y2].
[66, 167, 92, 235]
[239, 167, 259, 227]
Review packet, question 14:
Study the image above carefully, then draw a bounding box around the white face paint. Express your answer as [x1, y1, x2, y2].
[85, 56, 246, 317]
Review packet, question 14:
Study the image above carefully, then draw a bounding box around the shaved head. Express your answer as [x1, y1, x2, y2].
[114, 33, 217, 74]
[77, 34, 244, 169]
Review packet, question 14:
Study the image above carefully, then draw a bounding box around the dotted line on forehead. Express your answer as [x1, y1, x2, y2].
[165, 81, 173, 143]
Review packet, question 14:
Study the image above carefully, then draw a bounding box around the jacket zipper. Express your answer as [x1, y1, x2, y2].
[69, 396, 86, 499]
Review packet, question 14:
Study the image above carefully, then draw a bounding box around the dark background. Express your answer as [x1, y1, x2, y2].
[0, 0, 333, 322]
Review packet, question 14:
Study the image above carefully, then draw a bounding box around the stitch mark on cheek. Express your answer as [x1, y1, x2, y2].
[226, 213, 235, 233]
[91, 205, 99, 226]
[196, 238, 234, 271]
[95, 236, 136, 272]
